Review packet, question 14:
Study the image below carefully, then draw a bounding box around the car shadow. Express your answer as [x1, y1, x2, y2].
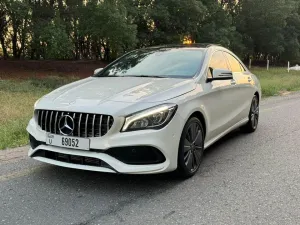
[14, 127, 254, 225]
[34, 162, 184, 195]
[203, 128, 244, 157]
[30, 128, 247, 194]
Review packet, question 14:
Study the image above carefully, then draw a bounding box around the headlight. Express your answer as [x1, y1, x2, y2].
[121, 104, 178, 132]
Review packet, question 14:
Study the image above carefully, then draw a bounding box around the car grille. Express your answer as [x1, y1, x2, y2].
[36, 110, 114, 137]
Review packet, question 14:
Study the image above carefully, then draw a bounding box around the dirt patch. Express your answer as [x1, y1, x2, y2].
[279, 90, 292, 96]
[0, 145, 28, 163]
[0, 60, 108, 80]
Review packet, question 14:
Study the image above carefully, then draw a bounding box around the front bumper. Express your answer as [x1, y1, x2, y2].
[27, 112, 184, 174]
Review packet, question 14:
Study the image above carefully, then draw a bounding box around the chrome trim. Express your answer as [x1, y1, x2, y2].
[49, 111, 53, 133]
[37, 110, 40, 125]
[107, 116, 110, 133]
[99, 115, 103, 137]
[60, 112, 64, 134]
[78, 113, 82, 137]
[73, 113, 76, 136]
[36, 110, 113, 138]
[92, 114, 96, 137]
[45, 111, 48, 132]
[40, 110, 44, 129]
[54, 111, 58, 134]
[85, 114, 89, 138]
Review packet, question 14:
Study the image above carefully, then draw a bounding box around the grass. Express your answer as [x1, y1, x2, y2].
[1, 67, 300, 150]
[0, 76, 78, 150]
[252, 67, 300, 97]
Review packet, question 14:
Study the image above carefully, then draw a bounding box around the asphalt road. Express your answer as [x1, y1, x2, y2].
[1, 93, 300, 225]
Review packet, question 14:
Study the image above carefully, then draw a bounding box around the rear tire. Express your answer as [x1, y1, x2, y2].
[241, 95, 259, 133]
[177, 117, 204, 178]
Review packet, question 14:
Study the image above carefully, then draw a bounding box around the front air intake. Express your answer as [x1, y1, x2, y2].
[32, 150, 113, 169]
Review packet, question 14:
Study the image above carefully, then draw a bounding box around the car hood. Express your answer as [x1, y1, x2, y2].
[39, 77, 196, 107]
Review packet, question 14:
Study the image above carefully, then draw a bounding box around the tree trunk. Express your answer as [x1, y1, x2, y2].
[79, 36, 84, 59]
[18, 17, 29, 59]
[96, 44, 102, 60]
[0, 36, 8, 59]
[30, 37, 37, 59]
[12, 24, 19, 59]
[74, 39, 79, 59]
[74, 27, 79, 60]
[104, 47, 110, 61]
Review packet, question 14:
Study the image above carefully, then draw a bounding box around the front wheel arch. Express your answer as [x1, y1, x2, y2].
[254, 91, 260, 104]
[176, 117, 205, 178]
[187, 111, 207, 141]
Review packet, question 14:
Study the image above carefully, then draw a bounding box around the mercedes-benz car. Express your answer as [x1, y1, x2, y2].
[27, 44, 261, 177]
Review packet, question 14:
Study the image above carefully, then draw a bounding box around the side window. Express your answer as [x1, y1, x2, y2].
[225, 53, 243, 73]
[208, 51, 230, 78]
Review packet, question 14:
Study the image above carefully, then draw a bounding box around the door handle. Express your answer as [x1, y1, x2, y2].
[248, 77, 252, 82]
[231, 80, 236, 85]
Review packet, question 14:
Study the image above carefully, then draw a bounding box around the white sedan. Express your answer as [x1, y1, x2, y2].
[27, 44, 261, 177]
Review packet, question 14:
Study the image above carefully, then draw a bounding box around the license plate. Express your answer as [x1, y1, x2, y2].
[46, 133, 90, 150]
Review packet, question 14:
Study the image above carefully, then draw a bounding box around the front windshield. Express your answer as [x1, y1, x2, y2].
[95, 48, 205, 78]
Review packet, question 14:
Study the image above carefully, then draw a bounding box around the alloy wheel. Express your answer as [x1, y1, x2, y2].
[250, 97, 259, 130]
[183, 122, 203, 173]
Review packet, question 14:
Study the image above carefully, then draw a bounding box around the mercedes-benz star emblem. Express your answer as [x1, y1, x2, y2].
[58, 115, 75, 136]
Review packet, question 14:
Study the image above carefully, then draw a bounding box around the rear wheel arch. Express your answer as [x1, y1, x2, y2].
[241, 95, 259, 133]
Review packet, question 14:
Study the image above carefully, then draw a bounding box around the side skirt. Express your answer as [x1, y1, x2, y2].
[204, 118, 249, 150]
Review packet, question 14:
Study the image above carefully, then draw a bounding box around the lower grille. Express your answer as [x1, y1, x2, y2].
[32, 150, 112, 169]
[35, 110, 114, 138]
[29, 134, 45, 149]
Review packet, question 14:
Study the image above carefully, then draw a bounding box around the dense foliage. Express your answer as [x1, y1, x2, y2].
[0, 0, 300, 62]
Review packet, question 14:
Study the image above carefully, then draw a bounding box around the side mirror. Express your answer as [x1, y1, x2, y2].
[94, 68, 103, 75]
[209, 67, 233, 81]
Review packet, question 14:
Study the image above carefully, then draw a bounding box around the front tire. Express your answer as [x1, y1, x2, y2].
[241, 95, 259, 133]
[177, 117, 204, 178]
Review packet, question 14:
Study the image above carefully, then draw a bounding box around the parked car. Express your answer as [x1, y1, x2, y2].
[27, 44, 261, 177]
[289, 64, 300, 71]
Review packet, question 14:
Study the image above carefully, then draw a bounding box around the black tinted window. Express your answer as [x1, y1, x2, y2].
[95, 48, 205, 78]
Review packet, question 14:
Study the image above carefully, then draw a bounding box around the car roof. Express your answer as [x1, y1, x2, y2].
[145, 43, 222, 50]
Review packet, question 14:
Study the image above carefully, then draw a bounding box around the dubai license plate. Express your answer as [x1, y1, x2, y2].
[46, 133, 90, 150]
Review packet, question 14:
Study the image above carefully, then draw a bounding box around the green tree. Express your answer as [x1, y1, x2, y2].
[0, 0, 9, 58]
[0, 0, 299, 63]
[281, 1, 300, 61]
[5, 0, 30, 58]
[40, 14, 73, 59]
[29, 0, 56, 59]
[127, 0, 206, 46]
[79, 0, 137, 60]
[237, 0, 295, 60]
